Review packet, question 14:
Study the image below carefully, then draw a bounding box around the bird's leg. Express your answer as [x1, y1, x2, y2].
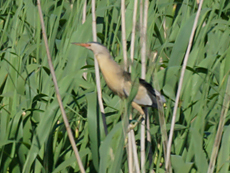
[127, 102, 145, 132]
[131, 102, 144, 115]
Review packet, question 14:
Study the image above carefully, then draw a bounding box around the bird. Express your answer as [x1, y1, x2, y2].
[72, 42, 165, 116]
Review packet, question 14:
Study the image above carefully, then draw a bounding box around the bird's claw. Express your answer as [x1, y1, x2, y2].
[127, 115, 144, 132]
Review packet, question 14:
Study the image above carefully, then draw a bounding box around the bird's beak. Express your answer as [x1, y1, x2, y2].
[72, 42, 91, 49]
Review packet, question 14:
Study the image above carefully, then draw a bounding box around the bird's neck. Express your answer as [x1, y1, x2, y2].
[96, 54, 124, 95]
[96, 54, 122, 74]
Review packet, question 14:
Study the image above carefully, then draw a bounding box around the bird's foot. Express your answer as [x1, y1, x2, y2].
[127, 115, 144, 132]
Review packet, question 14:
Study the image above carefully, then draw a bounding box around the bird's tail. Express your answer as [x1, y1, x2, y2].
[154, 89, 166, 103]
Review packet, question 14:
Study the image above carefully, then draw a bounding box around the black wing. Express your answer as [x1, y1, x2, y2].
[123, 72, 159, 108]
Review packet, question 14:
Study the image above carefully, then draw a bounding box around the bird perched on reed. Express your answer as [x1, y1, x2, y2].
[72, 42, 165, 115]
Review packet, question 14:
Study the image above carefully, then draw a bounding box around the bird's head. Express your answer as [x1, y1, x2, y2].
[72, 42, 110, 57]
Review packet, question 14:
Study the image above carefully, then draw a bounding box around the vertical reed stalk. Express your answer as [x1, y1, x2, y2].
[121, 0, 128, 70]
[91, 0, 108, 135]
[207, 73, 230, 173]
[130, 0, 138, 72]
[37, 1, 85, 172]
[82, 0, 87, 79]
[140, 0, 149, 171]
[165, 0, 204, 170]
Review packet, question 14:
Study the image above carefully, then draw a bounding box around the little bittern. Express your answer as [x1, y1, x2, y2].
[72, 42, 165, 115]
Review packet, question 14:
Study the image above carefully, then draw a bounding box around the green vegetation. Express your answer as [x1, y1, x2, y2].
[0, 0, 230, 172]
